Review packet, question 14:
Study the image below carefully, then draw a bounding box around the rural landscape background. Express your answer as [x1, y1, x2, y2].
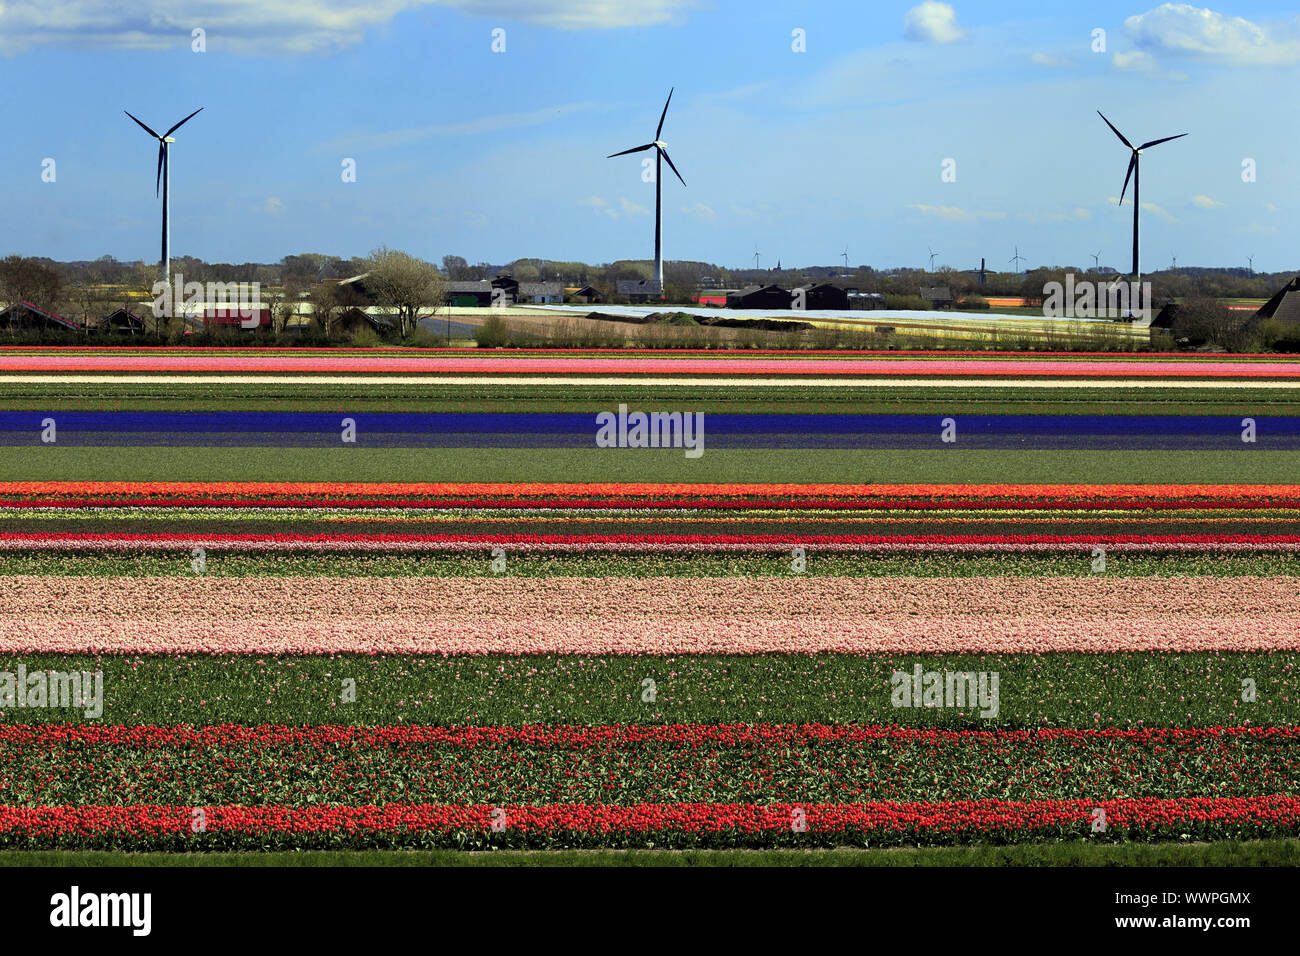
[0, 2, 1296, 930]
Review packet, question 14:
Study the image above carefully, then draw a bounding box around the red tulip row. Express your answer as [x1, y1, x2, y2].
[0, 796, 1295, 848]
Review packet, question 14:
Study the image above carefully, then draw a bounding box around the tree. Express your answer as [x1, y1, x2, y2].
[311, 281, 340, 337]
[0, 256, 62, 308]
[442, 255, 471, 280]
[363, 247, 445, 338]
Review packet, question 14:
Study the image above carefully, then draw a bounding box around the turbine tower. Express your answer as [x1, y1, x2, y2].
[124, 108, 203, 290]
[842, 246, 849, 271]
[1091, 250, 1101, 271]
[1097, 110, 1187, 279]
[1009, 246, 1025, 273]
[928, 247, 939, 270]
[1248, 255, 1255, 276]
[607, 89, 685, 292]
[753, 246, 761, 271]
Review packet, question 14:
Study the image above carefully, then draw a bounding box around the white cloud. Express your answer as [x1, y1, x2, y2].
[1107, 196, 1133, 207]
[910, 204, 1003, 222]
[903, 2, 965, 44]
[578, 196, 648, 219]
[578, 196, 617, 219]
[1125, 3, 1300, 66]
[0, 1, 698, 54]
[314, 103, 595, 153]
[1113, 50, 1158, 72]
[1073, 207, 1091, 219]
[1141, 201, 1177, 222]
[681, 202, 716, 222]
[1266, 203, 1279, 213]
[1031, 52, 1073, 67]
[1191, 194, 1224, 209]
[263, 197, 285, 216]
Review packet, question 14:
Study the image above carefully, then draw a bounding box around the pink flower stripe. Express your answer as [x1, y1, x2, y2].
[1, 796, 1295, 838]
[1, 575, 1295, 653]
[2, 353, 1299, 376]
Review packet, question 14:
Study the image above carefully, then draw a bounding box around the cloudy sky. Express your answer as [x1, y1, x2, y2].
[2, 1, 1297, 272]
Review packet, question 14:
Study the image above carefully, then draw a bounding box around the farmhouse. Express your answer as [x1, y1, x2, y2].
[616, 279, 663, 303]
[0, 301, 78, 331]
[567, 285, 602, 304]
[726, 284, 790, 310]
[920, 286, 954, 309]
[1254, 275, 1300, 327]
[791, 283, 849, 311]
[516, 282, 564, 304]
[445, 280, 493, 307]
[97, 308, 146, 334]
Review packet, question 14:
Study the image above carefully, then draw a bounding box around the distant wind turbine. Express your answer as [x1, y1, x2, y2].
[842, 246, 849, 270]
[753, 246, 761, 270]
[1091, 250, 1101, 271]
[1171, 253, 1178, 271]
[928, 247, 939, 270]
[607, 88, 685, 291]
[1097, 110, 1187, 278]
[124, 107, 203, 289]
[1248, 255, 1254, 276]
[1009, 246, 1026, 272]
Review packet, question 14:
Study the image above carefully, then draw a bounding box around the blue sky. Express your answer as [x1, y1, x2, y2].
[2, 1, 1298, 272]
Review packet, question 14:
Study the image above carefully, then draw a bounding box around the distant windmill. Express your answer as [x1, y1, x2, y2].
[966, 258, 991, 286]
[1097, 110, 1187, 278]
[753, 246, 761, 270]
[1171, 253, 1178, 272]
[1091, 250, 1101, 271]
[842, 246, 849, 270]
[928, 247, 939, 270]
[1248, 255, 1255, 276]
[1009, 246, 1026, 273]
[124, 107, 203, 288]
[607, 88, 686, 289]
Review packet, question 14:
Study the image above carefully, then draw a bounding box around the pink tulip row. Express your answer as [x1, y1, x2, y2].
[1, 574, 1295, 654]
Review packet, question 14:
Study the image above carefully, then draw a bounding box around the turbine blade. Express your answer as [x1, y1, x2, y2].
[655, 88, 674, 140]
[659, 147, 686, 186]
[607, 143, 655, 158]
[124, 110, 160, 139]
[1097, 110, 1133, 149]
[156, 143, 165, 197]
[1119, 153, 1136, 205]
[165, 107, 204, 138]
[1138, 132, 1188, 150]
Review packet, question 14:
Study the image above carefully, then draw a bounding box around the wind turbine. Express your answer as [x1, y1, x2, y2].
[1091, 250, 1101, 271]
[1248, 255, 1254, 276]
[842, 246, 849, 271]
[124, 107, 203, 290]
[1097, 110, 1187, 279]
[607, 89, 685, 291]
[753, 246, 761, 271]
[1171, 253, 1177, 272]
[928, 247, 939, 270]
[1009, 246, 1026, 272]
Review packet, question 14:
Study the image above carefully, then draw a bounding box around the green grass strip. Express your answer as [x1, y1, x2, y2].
[0, 447, 1296, 483]
[2, 550, 1298, 578]
[1, 652, 1292, 728]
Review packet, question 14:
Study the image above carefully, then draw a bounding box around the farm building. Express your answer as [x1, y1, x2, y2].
[0, 301, 78, 331]
[920, 286, 954, 309]
[97, 308, 146, 334]
[848, 292, 887, 310]
[791, 283, 849, 311]
[693, 290, 735, 306]
[567, 285, 602, 304]
[616, 279, 663, 303]
[516, 282, 564, 304]
[726, 285, 791, 310]
[335, 307, 394, 334]
[205, 307, 271, 331]
[1254, 276, 1300, 326]
[445, 280, 494, 307]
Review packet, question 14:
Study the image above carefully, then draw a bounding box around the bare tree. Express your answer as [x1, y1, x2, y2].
[311, 280, 340, 337]
[364, 247, 445, 338]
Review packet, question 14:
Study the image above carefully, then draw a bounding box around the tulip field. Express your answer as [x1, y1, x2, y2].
[1, 347, 1298, 861]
